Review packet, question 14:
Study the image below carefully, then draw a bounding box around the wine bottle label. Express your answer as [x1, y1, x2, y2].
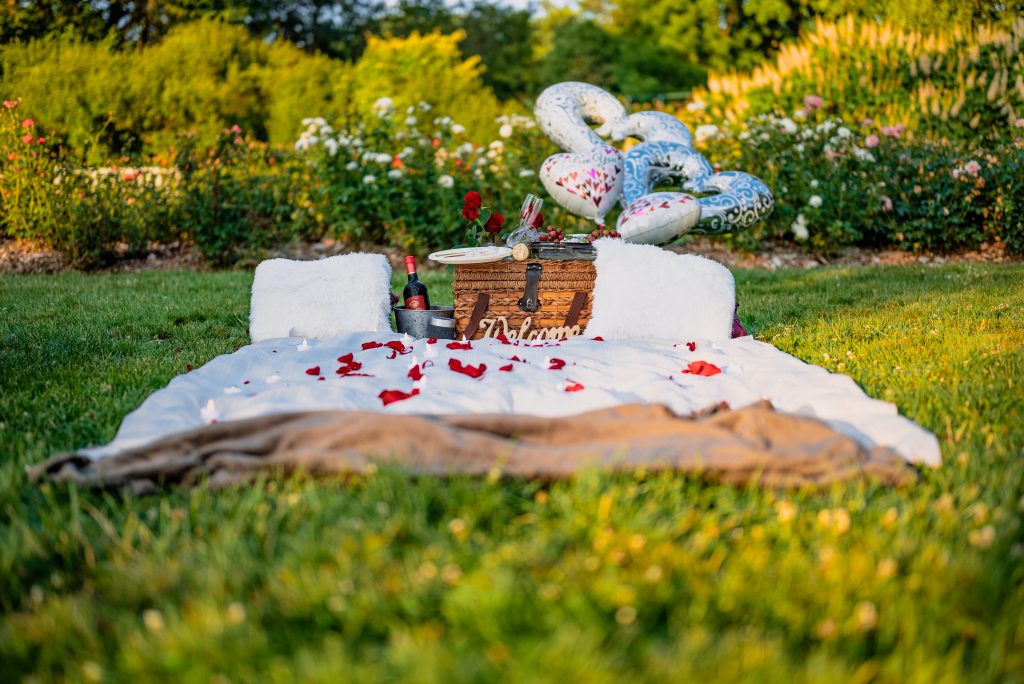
[405, 295, 426, 310]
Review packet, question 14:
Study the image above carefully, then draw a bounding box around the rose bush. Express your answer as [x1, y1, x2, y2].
[696, 104, 1024, 253]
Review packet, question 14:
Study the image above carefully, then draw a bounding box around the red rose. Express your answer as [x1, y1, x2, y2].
[484, 212, 505, 234]
[462, 191, 482, 221]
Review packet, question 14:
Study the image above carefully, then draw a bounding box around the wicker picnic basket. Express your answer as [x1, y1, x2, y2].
[453, 259, 596, 341]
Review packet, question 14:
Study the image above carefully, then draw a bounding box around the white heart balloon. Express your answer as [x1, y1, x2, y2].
[616, 192, 700, 244]
[539, 145, 623, 226]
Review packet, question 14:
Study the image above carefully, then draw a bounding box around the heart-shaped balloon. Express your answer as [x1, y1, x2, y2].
[616, 192, 701, 244]
[539, 145, 623, 226]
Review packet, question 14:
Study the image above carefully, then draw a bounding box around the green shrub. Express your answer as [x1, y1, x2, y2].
[699, 108, 1024, 253]
[684, 17, 1024, 142]
[175, 127, 304, 267]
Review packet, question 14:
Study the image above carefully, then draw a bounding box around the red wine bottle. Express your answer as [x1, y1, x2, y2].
[402, 256, 430, 310]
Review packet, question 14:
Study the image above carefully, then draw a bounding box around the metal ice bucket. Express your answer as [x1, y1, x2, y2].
[393, 305, 455, 339]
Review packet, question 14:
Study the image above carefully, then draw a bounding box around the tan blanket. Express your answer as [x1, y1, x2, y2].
[31, 402, 915, 493]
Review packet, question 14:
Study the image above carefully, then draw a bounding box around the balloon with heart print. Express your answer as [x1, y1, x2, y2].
[615, 192, 701, 244]
[539, 145, 624, 226]
[534, 82, 629, 153]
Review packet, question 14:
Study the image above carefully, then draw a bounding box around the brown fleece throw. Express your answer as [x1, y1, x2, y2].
[30, 401, 915, 493]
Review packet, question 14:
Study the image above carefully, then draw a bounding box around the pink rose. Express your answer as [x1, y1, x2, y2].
[21, 118, 33, 129]
[865, 134, 880, 148]
[803, 95, 823, 110]
[861, 118, 874, 126]
[20, 133, 33, 144]
[964, 160, 981, 177]
[1015, 118, 1024, 128]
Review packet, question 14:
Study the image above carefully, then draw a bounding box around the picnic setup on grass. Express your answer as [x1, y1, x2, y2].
[31, 82, 940, 492]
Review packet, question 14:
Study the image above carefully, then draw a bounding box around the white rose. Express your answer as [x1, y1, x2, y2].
[837, 126, 852, 138]
[323, 138, 339, 156]
[451, 124, 465, 135]
[695, 124, 719, 144]
[387, 169, 403, 180]
[808, 195, 823, 208]
[499, 123, 513, 138]
[404, 116, 417, 126]
[810, 179, 819, 188]
[791, 214, 809, 241]
[346, 161, 359, 171]
[375, 153, 392, 165]
[778, 118, 797, 134]
[362, 174, 376, 184]
[438, 174, 454, 188]
[519, 169, 535, 177]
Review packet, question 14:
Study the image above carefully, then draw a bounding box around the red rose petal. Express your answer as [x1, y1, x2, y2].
[509, 355, 526, 363]
[243, 380, 250, 385]
[447, 341, 473, 350]
[682, 360, 721, 377]
[305, 366, 321, 376]
[362, 341, 383, 350]
[426, 337, 438, 344]
[379, 388, 420, 406]
[317, 377, 325, 381]
[564, 381, 585, 392]
[548, 358, 566, 370]
[687, 341, 697, 352]
[384, 340, 409, 353]
[407, 365, 424, 381]
[499, 364, 514, 372]
[495, 334, 511, 345]
[591, 336, 604, 341]
[449, 358, 486, 379]
[337, 353, 355, 363]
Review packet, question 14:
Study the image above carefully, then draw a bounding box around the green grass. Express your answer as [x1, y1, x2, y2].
[1, 264, 1023, 683]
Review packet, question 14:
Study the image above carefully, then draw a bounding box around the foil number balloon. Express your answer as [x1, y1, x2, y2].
[534, 82, 629, 154]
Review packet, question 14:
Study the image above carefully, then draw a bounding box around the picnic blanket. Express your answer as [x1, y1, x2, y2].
[32, 401, 916, 493]
[30, 333, 940, 490]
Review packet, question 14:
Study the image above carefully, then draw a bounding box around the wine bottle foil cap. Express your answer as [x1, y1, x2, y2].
[404, 255, 417, 273]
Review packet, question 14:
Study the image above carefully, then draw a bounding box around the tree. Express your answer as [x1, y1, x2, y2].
[459, 2, 538, 99]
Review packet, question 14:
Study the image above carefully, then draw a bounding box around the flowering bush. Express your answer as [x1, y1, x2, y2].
[698, 104, 1024, 253]
[684, 17, 1024, 141]
[290, 105, 564, 251]
[0, 100, 179, 265]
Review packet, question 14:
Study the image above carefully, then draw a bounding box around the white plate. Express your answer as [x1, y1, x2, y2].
[428, 246, 512, 264]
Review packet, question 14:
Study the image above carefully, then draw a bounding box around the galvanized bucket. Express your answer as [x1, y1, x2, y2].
[393, 305, 455, 339]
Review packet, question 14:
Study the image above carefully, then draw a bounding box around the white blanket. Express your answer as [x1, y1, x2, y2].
[82, 334, 940, 466]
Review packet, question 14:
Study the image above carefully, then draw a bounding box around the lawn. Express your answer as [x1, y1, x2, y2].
[1, 264, 1023, 683]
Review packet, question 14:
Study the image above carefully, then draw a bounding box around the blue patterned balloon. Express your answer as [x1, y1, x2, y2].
[621, 141, 714, 205]
[608, 111, 694, 147]
[693, 172, 775, 235]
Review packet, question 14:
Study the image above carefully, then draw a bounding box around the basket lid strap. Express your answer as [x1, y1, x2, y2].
[563, 291, 588, 328]
[463, 293, 491, 339]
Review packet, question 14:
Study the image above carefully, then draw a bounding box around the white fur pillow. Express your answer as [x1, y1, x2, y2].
[250, 253, 392, 342]
[584, 240, 735, 342]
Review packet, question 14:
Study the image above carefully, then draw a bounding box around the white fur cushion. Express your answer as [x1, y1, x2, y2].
[584, 240, 735, 342]
[249, 253, 392, 342]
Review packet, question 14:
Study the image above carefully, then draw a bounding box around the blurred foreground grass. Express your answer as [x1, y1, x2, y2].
[1, 264, 1022, 682]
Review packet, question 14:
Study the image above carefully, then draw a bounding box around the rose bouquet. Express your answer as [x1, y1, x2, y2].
[460, 190, 507, 246]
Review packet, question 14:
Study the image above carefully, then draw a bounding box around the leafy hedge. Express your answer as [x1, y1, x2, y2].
[0, 21, 510, 163]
